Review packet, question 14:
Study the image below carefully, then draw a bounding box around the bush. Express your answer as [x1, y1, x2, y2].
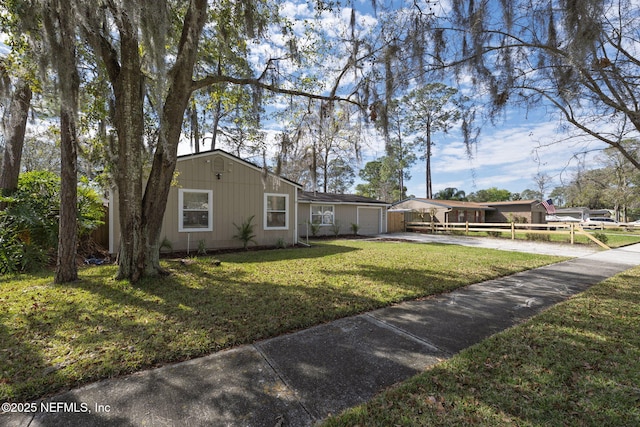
[309, 221, 321, 237]
[593, 232, 609, 245]
[330, 221, 341, 237]
[233, 215, 257, 250]
[197, 239, 207, 255]
[350, 223, 360, 235]
[526, 233, 551, 241]
[0, 171, 104, 273]
[0, 217, 47, 274]
[487, 231, 502, 238]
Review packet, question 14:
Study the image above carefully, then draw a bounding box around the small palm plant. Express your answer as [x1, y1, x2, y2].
[233, 215, 257, 250]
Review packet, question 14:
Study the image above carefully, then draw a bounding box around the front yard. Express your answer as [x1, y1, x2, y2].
[1, 240, 562, 402]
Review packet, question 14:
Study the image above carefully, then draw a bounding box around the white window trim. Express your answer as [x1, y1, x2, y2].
[310, 204, 335, 226]
[264, 193, 289, 230]
[178, 189, 213, 232]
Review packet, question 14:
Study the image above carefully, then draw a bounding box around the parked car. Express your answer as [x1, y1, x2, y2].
[580, 217, 619, 229]
[625, 219, 640, 227]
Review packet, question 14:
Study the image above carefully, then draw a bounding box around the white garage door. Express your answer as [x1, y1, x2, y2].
[358, 207, 381, 235]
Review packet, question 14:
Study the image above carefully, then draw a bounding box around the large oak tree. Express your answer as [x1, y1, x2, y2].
[74, 0, 359, 281]
[428, 0, 640, 171]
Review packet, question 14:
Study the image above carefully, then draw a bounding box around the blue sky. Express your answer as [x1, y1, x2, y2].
[178, 1, 611, 199]
[0, 1, 611, 199]
[350, 107, 605, 199]
[285, 2, 606, 199]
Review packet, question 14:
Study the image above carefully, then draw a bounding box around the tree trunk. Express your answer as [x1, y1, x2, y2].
[190, 107, 200, 153]
[112, 26, 145, 282]
[0, 79, 32, 209]
[322, 151, 329, 193]
[55, 107, 79, 283]
[425, 121, 432, 199]
[138, 0, 208, 279]
[43, 0, 80, 284]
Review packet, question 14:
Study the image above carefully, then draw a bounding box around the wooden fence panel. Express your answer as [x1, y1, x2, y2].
[387, 212, 405, 233]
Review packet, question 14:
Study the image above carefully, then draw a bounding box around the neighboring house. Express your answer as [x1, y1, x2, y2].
[480, 200, 547, 224]
[392, 198, 552, 224]
[390, 198, 493, 223]
[109, 149, 302, 254]
[297, 191, 390, 236]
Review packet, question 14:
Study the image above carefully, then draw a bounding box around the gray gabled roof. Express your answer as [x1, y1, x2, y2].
[298, 191, 390, 206]
[391, 198, 493, 210]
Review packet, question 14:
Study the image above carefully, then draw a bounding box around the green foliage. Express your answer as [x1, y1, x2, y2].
[197, 239, 207, 255]
[308, 221, 320, 237]
[325, 158, 356, 194]
[487, 230, 502, 238]
[355, 157, 407, 202]
[526, 233, 551, 242]
[508, 214, 528, 224]
[0, 240, 560, 402]
[0, 171, 104, 273]
[232, 215, 257, 250]
[77, 177, 106, 237]
[350, 222, 360, 235]
[160, 237, 173, 253]
[330, 221, 341, 237]
[434, 187, 467, 201]
[0, 216, 47, 274]
[593, 232, 609, 245]
[467, 187, 513, 202]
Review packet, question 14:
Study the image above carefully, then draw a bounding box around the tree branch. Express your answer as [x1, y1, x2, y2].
[191, 74, 362, 106]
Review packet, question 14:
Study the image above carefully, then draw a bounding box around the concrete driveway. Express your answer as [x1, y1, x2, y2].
[374, 232, 600, 257]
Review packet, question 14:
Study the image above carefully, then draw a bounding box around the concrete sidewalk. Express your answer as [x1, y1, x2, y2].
[3, 243, 639, 427]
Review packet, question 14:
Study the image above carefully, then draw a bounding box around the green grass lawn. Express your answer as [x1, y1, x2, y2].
[323, 265, 640, 427]
[0, 240, 562, 402]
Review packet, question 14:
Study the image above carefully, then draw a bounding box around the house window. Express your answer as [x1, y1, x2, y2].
[179, 189, 213, 232]
[265, 193, 288, 229]
[311, 205, 334, 225]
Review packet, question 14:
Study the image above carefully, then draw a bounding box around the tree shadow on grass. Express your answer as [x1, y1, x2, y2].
[325, 270, 640, 426]
[212, 241, 360, 264]
[1, 240, 557, 404]
[3, 258, 388, 402]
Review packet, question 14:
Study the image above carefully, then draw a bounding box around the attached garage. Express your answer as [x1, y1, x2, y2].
[357, 207, 383, 235]
[298, 191, 389, 237]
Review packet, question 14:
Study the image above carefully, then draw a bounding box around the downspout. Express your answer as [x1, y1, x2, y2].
[294, 189, 299, 246]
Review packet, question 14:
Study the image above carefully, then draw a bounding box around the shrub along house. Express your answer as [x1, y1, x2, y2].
[108, 150, 302, 254]
[297, 191, 390, 237]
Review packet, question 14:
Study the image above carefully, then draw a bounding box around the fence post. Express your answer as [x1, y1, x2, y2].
[465, 221, 469, 235]
[511, 222, 515, 240]
[570, 223, 574, 245]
